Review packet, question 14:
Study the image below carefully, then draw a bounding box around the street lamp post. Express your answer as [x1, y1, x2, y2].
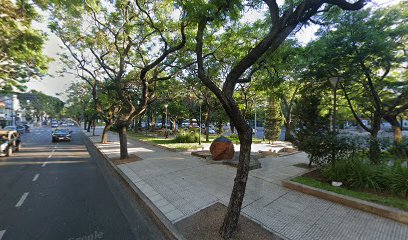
[253, 100, 257, 137]
[199, 102, 202, 145]
[164, 104, 168, 130]
[164, 104, 169, 138]
[329, 77, 342, 133]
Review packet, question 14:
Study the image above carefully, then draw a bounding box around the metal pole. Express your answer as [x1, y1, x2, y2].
[254, 108, 257, 136]
[333, 78, 338, 133]
[165, 107, 168, 130]
[199, 103, 201, 145]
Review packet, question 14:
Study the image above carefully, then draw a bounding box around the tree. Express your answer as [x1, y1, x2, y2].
[264, 96, 283, 143]
[19, 90, 64, 121]
[51, 0, 187, 153]
[311, 4, 408, 162]
[0, 0, 50, 91]
[189, 0, 366, 238]
[294, 84, 330, 167]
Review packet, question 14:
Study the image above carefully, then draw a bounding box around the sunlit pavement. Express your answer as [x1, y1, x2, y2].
[0, 126, 163, 240]
[86, 128, 408, 240]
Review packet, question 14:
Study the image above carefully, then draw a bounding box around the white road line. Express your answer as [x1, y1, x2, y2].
[48, 154, 52, 158]
[52, 149, 55, 153]
[0, 230, 5, 240]
[32, 174, 40, 182]
[15, 192, 29, 207]
[41, 162, 47, 167]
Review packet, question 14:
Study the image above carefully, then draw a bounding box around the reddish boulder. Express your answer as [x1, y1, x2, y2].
[210, 136, 235, 160]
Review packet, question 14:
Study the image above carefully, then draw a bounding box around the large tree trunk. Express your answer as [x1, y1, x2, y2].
[92, 119, 96, 136]
[84, 118, 87, 130]
[284, 110, 293, 141]
[150, 111, 155, 131]
[87, 120, 92, 132]
[189, 116, 193, 128]
[101, 121, 112, 144]
[220, 124, 252, 239]
[161, 113, 166, 128]
[118, 125, 129, 159]
[284, 121, 292, 141]
[369, 114, 381, 164]
[384, 114, 406, 159]
[172, 119, 177, 132]
[230, 122, 235, 134]
[384, 115, 403, 145]
[205, 110, 210, 142]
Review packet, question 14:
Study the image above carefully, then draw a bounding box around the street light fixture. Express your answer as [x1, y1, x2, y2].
[198, 99, 203, 145]
[164, 104, 168, 129]
[329, 77, 342, 133]
[253, 99, 257, 137]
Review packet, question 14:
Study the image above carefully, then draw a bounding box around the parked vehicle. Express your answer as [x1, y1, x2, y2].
[0, 130, 21, 156]
[51, 122, 59, 128]
[4, 125, 25, 134]
[22, 124, 30, 133]
[52, 129, 72, 142]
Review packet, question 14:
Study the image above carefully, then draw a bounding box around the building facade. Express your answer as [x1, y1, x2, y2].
[0, 94, 24, 127]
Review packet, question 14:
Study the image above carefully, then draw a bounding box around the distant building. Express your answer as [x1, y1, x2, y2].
[0, 94, 24, 127]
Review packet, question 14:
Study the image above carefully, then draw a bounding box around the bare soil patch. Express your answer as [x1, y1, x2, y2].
[112, 154, 143, 165]
[176, 203, 281, 240]
[302, 169, 328, 182]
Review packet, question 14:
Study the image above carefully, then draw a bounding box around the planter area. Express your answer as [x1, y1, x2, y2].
[282, 169, 408, 225]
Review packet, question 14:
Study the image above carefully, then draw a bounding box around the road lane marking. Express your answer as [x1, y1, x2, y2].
[52, 149, 55, 153]
[15, 192, 29, 207]
[48, 154, 52, 158]
[42, 162, 47, 167]
[32, 174, 40, 182]
[0, 230, 5, 240]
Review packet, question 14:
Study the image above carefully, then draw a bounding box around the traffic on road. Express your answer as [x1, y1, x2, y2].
[0, 122, 164, 240]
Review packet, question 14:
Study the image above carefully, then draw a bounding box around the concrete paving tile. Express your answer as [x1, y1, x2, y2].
[89, 128, 408, 240]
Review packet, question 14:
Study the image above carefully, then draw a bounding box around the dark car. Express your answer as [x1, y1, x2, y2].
[22, 124, 30, 133]
[0, 130, 21, 156]
[4, 125, 25, 134]
[52, 129, 72, 142]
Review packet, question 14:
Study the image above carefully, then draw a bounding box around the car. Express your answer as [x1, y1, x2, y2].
[68, 122, 75, 126]
[22, 124, 30, 133]
[51, 122, 59, 128]
[4, 125, 25, 134]
[52, 129, 72, 142]
[0, 130, 21, 156]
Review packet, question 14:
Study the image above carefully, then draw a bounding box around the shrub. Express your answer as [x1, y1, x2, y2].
[230, 133, 238, 139]
[174, 130, 200, 143]
[322, 159, 351, 182]
[383, 166, 408, 198]
[387, 138, 408, 160]
[347, 159, 384, 191]
[299, 134, 361, 166]
[323, 157, 408, 196]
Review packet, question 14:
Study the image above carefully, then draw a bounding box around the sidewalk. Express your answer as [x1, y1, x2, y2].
[85, 129, 408, 240]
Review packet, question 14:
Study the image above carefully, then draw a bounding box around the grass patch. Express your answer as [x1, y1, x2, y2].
[292, 176, 408, 211]
[204, 135, 263, 144]
[128, 132, 202, 150]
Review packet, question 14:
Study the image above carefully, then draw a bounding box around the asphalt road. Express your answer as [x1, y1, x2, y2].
[0, 126, 164, 240]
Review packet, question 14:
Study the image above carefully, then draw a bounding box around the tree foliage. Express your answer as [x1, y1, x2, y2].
[0, 0, 51, 91]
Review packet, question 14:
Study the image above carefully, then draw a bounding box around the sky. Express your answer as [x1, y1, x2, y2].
[26, 0, 401, 101]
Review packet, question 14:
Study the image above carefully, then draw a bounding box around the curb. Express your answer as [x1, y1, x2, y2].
[82, 131, 186, 240]
[282, 180, 408, 225]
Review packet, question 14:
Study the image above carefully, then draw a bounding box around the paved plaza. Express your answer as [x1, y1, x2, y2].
[85, 129, 408, 240]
